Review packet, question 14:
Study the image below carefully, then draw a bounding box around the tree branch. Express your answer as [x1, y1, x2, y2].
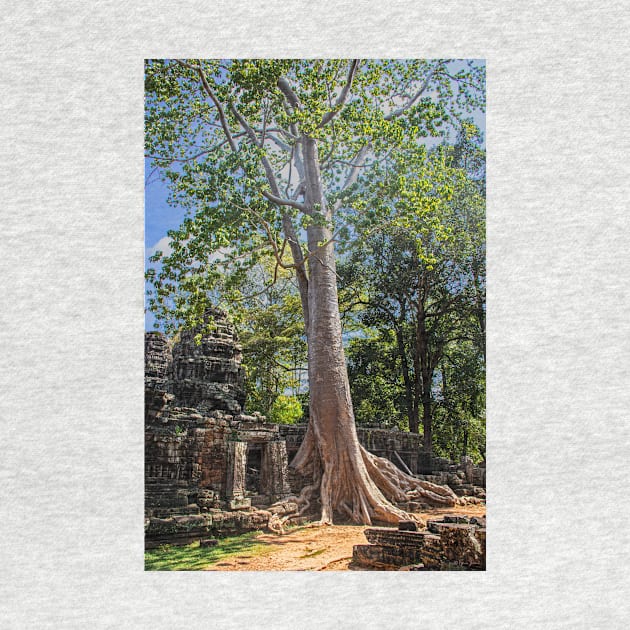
[281, 212, 310, 333]
[236, 204, 298, 271]
[277, 76, 301, 111]
[425, 298, 460, 318]
[230, 102, 308, 213]
[262, 190, 307, 212]
[145, 140, 252, 164]
[176, 59, 238, 152]
[333, 144, 371, 210]
[319, 123, 338, 168]
[276, 77, 307, 187]
[267, 133, 293, 153]
[319, 59, 360, 127]
[384, 63, 443, 121]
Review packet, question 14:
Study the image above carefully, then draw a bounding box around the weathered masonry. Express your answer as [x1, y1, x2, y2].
[145, 312, 292, 518]
[352, 515, 486, 570]
[279, 424, 485, 484]
[145, 310, 485, 546]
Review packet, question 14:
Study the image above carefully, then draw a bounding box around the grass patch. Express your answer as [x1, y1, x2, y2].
[145, 531, 272, 571]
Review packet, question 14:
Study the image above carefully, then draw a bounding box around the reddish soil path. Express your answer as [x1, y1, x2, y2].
[205, 504, 485, 571]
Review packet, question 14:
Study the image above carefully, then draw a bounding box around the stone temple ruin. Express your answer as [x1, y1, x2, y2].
[145, 310, 294, 547]
[145, 309, 486, 561]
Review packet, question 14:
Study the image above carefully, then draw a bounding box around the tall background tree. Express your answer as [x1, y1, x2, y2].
[340, 126, 485, 459]
[145, 59, 485, 524]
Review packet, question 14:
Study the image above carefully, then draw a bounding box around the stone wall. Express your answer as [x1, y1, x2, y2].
[170, 308, 246, 414]
[145, 410, 295, 512]
[279, 425, 427, 472]
[145, 412, 233, 514]
[144, 331, 171, 391]
[145, 312, 295, 545]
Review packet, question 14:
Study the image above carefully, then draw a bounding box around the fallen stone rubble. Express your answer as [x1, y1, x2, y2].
[352, 515, 486, 570]
[144, 500, 304, 549]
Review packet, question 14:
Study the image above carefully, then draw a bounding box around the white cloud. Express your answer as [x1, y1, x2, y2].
[147, 236, 173, 259]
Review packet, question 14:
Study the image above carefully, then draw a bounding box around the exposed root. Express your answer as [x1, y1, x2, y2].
[288, 422, 457, 526]
[265, 480, 321, 534]
[284, 480, 319, 519]
[361, 446, 458, 508]
[267, 513, 286, 535]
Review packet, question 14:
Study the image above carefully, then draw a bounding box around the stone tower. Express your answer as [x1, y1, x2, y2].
[170, 308, 246, 414]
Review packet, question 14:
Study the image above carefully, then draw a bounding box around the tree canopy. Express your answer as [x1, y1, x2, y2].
[145, 59, 484, 330]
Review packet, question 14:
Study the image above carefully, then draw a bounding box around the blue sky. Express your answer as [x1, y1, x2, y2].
[145, 161, 184, 256]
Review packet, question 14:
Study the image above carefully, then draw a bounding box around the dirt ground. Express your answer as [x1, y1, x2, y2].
[205, 504, 486, 571]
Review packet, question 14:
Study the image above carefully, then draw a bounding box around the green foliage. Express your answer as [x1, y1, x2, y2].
[234, 258, 307, 418]
[433, 339, 485, 462]
[267, 394, 303, 425]
[346, 334, 407, 429]
[339, 128, 485, 456]
[145, 59, 485, 335]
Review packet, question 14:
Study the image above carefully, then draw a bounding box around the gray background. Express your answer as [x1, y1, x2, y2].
[1, 1, 628, 628]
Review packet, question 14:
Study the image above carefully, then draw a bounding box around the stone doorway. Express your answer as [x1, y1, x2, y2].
[226, 439, 291, 505]
[245, 444, 263, 495]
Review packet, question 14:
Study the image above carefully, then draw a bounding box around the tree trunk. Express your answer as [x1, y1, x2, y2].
[288, 137, 457, 525]
[416, 294, 434, 455]
[395, 326, 419, 433]
[290, 237, 457, 524]
[472, 264, 485, 361]
[462, 424, 469, 458]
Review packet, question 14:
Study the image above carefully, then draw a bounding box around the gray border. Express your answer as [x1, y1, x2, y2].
[2, 2, 629, 628]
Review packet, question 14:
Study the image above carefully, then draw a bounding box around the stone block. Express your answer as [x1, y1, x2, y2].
[353, 543, 425, 569]
[228, 497, 251, 510]
[364, 527, 438, 548]
[439, 523, 485, 569]
[355, 519, 486, 571]
[443, 515, 471, 523]
[428, 521, 470, 535]
[172, 514, 207, 527]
